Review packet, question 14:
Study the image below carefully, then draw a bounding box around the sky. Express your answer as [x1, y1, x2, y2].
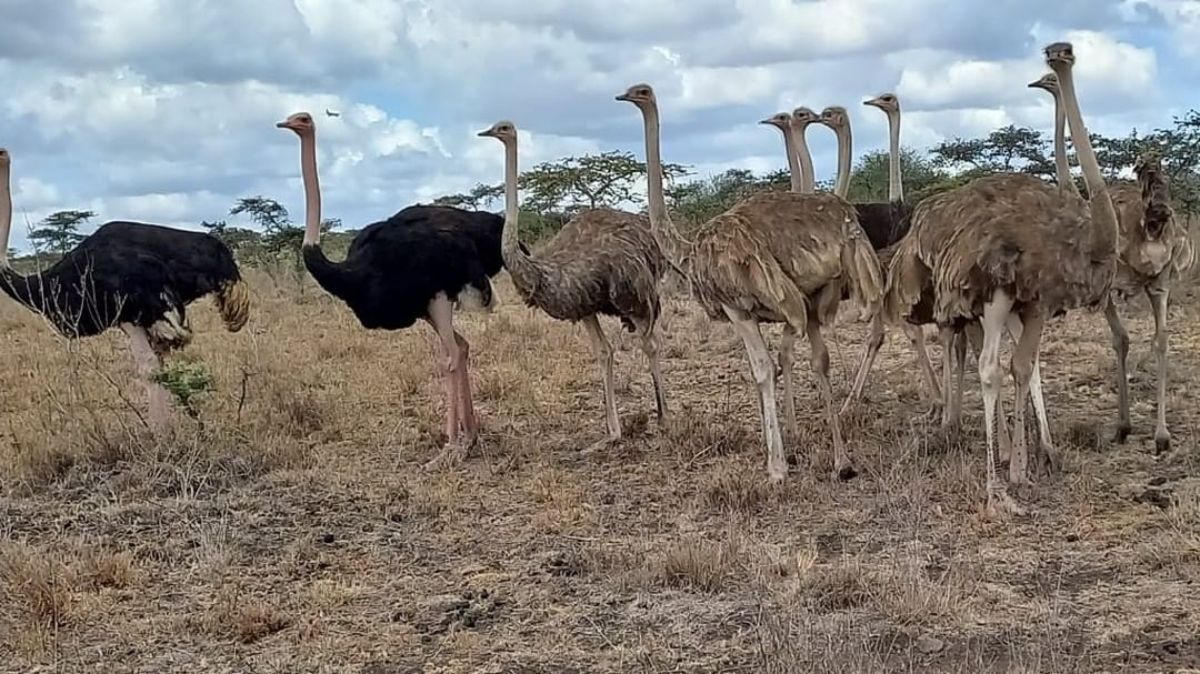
[2, 0, 1197, 251]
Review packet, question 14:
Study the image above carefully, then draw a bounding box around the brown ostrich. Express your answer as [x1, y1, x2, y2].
[618, 83, 883, 482]
[477, 120, 669, 450]
[883, 42, 1119, 515]
[1031, 73, 1196, 453]
[816, 100, 942, 416]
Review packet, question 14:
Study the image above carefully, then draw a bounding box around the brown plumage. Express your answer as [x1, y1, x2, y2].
[882, 42, 1119, 516]
[1102, 154, 1195, 452]
[621, 85, 882, 482]
[479, 121, 669, 448]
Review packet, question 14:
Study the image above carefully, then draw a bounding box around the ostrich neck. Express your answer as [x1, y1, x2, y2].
[639, 102, 689, 270]
[1050, 90, 1080, 198]
[299, 135, 323, 248]
[834, 123, 852, 199]
[796, 124, 815, 194]
[0, 163, 11, 268]
[886, 110, 903, 202]
[500, 138, 539, 288]
[1056, 63, 1117, 257]
[779, 127, 802, 192]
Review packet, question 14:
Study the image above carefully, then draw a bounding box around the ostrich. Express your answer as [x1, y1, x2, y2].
[477, 119, 669, 450]
[815, 101, 942, 416]
[276, 112, 511, 462]
[884, 42, 1119, 515]
[1031, 73, 1196, 452]
[0, 147, 250, 432]
[618, 83, 883, 482]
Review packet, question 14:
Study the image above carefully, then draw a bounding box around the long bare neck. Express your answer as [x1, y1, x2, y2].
[885, 109, 903, 202]
[795, 124, 815, 194]
[299, 134, 323, 247]
[639, 102, 689, 269]
[1057, 63, 1116, 256]
[1050, 89, 1080, 199]
[500, 137, 538, 285]
[834, 123, 852, 199]
[0, 164, 11, 268]
[780, 127, 802, 193]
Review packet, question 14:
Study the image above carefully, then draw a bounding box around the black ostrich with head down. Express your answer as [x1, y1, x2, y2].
[277, 112, 515, 462]
[0, 147, 250, 432]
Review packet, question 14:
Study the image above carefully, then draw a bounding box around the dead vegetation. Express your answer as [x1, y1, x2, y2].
[1, 267, 1199, 672]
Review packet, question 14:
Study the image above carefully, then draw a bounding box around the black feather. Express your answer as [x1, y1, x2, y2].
[854, 200, 914, 251]
[302, 205, 515, 330]
[0, 221, 241, 338]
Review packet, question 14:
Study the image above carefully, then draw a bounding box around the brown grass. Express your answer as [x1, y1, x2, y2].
[1, 268, 1199, 671]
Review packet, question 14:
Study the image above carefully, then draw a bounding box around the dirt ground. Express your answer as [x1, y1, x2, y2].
[1, 263, 1198, 673]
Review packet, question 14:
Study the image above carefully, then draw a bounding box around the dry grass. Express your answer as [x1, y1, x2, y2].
[1, 268, 1199, 671]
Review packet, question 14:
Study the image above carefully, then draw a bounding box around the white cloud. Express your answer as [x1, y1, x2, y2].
[0, 1, 1187, 253]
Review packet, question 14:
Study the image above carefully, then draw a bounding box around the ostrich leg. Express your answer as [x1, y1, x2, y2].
[1006, 314, 1060, 474]
[632, 317, 669, 422]
[453, 331, 479, 446]
[808, 313, 856, 481]
[582, 315, 621, 448]
[723, 305, 787, 482]
[779, 324, 799, 439]
[840, 314, 883, 416]
[1103, 298, 1132, 443]
[427, 295, 463, 452]
[120, 323, 171, 434]
[905, 323, 942, 411]
[1148, 278, 1171, 453]
[979, 293, 1023, 516]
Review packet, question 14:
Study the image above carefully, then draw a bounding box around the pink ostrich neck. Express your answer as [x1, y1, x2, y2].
[0, 160, 11, 267]
[299, 132, 322, 247]
[501, 135, 523, 258]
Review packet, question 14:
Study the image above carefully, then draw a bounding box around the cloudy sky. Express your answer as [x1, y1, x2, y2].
[2, 0, 1197, 251]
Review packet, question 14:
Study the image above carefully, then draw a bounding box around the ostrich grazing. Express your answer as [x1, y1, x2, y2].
[477, 119, 669, 449]
[0, 147, 250, 432]
[277, 112, 512, 461]
[1031, 72, 1196, 452]
[884, 42, 1119, 515]
[814, 101, 943, 416]
[618, 83, 883, 482]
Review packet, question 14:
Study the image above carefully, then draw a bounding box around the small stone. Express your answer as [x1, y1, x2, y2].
[1065, 533, 1079, 542]
[916, 635, 945, 655]
[321, 532, 335, 544]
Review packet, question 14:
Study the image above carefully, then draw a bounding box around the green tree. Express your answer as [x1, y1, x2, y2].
[846, 147, 948, 202]
[29, 210, 93, 255]
[433, 183, 504, 210]
[930, 126, 1049, 176]
[518, 150, 688, 216]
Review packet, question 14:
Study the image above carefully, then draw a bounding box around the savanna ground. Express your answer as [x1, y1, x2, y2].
[2, 253, 1199, 674]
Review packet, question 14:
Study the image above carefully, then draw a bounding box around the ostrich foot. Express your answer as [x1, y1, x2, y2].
[1113, 423, 1132, 444]
[833, 463, 859, 482]
[1155, 432, 1171, 455]
[986, 490, 1027, 519]
[423, 439, 470, 472]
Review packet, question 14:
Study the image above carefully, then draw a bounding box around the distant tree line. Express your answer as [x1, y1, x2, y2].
[10, 110, 1197, 272]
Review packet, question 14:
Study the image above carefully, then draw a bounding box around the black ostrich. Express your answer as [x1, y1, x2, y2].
[276, 112, 517, 463]
[0, 147, 250, 431]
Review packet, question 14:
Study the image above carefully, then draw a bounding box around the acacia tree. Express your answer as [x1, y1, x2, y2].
[29, 210, 92, 255]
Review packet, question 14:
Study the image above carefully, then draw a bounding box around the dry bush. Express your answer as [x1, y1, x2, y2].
[76, 547, 137, 591]
[0, 544, 74, 658]
[701, 461, 775, 514]
[196, 582, 290, 644]
[647, 532, 744, 593]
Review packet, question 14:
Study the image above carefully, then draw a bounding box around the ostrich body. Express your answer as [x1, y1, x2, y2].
[0, 148, 250, 432]
[814, 100, 943, 416]
[277, 112, 508, 458]
[883, 42, 1119, 515]
[478, 120, 669, 448]
[620, 84, 883, 482]
[1031, 73, 1196, 452]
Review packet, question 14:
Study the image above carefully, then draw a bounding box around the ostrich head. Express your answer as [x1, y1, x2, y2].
[863, 93, 899, 113]
[615, 83, 656, 109]
[276, 112, 316, 136]
[1027, 73, 1060, 93]
[1135, 150, 1173, 238]
[1044, 42, 1075, 70]
[0, 148, 9, 167]
[790, 107, 819, 129]
[759, 112, 791, 131]
[477, 120, 517, 144]
[818, 106, 849, 131]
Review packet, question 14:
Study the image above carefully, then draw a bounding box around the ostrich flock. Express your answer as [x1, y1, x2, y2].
[0, 42, 1194, 516]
